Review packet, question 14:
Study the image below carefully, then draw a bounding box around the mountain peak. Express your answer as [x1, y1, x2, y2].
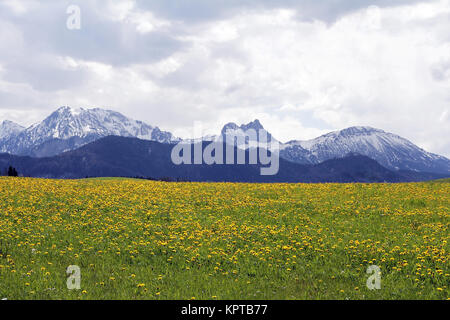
[0, 106, 177, 156]
[241, 119, 264, 131]
[42, 106, 176, 142]
[1, 119, 23, 127]
[282, 125, 450, 174]
[221, 119, 265, 135]
[55, 105, 80, 113]
[221, 122, 239, 134]
[337, 126, 384, 136]
[0, 120, 25, 140]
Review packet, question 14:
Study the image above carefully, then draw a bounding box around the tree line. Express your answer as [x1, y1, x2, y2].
[1, 166, 19, 177]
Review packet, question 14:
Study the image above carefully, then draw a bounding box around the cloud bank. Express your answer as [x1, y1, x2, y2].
[0, 0, 449, 156]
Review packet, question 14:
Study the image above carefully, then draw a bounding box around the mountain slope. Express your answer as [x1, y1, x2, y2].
[214, 121, 450, 174]
[0, 107, 177, 157]
[0, 136, 446, 182]
[200, 119, 279, 148]
[0, 120, 25, 141]
[281, 126, 450, 174]
[1, 107, 448, 175]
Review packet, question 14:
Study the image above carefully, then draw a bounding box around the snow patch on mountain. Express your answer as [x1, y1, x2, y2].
[0, 120, 25, 141]
[215, 119, 280, 150]
[204, 121, 449, 173]
[0, 106, 178, 156]
[0, 109, 448, 174]
[281, 126, 450, 173]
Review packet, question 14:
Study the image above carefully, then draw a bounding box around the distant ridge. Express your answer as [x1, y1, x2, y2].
[0, 106, 178, 157]
[0, 120, 24, 140]
[280, 126, 450, 174]
[0, 136, 446, 182]
[1, 106, 449, 174]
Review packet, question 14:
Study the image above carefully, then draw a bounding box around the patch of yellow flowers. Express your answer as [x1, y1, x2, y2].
[0, 177, 448, 299]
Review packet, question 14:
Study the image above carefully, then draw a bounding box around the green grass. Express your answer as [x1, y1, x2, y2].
[0, 177, 448, 300]
[427, 178, 450, 183]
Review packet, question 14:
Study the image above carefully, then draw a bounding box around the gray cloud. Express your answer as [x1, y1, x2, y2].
[0, 0, 449, 157]
[0, 1, 185, 67]
[135, 0, 424, 22]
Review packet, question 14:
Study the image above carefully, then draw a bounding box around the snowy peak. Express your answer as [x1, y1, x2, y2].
[220, 119, 278, 147]
[0, 109, 448, 174]
[240, 119, 264, 132]
[52, 106, 83, 116]
[36, 106, 150, 140]
[336, 126, 384, 136]
[217, 121, 448, 174]
[296, 126, 418, 154]
[221, 122, 239, 135]
[29, 106, 177, 143]
[281, 125, 450, 174]
[0, 120, 25, 140]
[0, 106, 177, 157]
[288, 126, 385, 146]
[221, 119, 264, 135]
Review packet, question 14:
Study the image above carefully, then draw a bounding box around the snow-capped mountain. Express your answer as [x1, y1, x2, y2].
[281, 126, 450, 174]
[212, 121, 449, 174]
[0, 107, 178, 157]
[199, 119, 279, 149]
[221, 119, 277, 143]
[0, 120, 25, 141]
[0, 109, 449, 175]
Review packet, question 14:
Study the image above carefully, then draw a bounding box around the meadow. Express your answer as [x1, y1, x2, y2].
[0, 177, 448, 300]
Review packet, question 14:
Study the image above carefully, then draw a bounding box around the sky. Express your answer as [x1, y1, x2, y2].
[0, 0, 449, 156]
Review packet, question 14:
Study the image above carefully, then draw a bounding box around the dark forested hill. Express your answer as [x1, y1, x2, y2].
[0, 136, 446, 182]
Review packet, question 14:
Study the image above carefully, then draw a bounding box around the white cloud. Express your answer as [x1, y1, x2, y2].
[102, 0, 172, 34]
[0, 0, 449, 157]
[0, 0, 34, 15]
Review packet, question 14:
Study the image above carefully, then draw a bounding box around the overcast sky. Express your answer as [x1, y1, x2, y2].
[0, 0, 449, 156]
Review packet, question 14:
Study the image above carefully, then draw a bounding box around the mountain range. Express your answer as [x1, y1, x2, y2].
[280, 127, 449, 174]
[0, 136, 445, 182]
[215, 119, 449, 174]
[0, 107, 178, 157]
[0, 106, 449, 181]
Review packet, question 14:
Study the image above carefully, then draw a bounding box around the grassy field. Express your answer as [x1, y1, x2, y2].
[0, 177, 448, 300]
